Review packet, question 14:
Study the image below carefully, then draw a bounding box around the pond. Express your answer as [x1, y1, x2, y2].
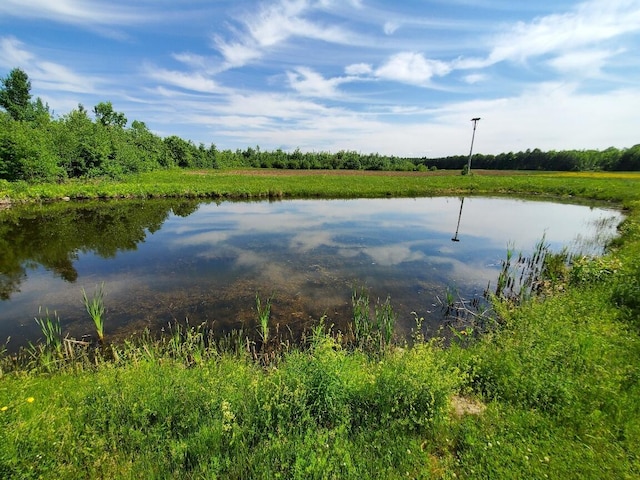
[0, 196, 623, 350]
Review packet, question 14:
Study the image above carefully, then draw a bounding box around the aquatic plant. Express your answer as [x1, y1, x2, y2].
[34, 307, 62, 355]
[351, 286, 372, 346]
[350, 287, 397, 351]
[255, 293, 272, 346]
[82, 283, 106, 341]
[375, 296, 396, 348]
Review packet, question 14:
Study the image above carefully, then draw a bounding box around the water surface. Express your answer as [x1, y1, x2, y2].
[0, 196, 622, 349]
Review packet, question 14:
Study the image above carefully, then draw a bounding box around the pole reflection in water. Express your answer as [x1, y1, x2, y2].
[451, 197, 465, 242]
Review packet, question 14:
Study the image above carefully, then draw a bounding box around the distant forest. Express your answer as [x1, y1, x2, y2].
[1, 67, 639, 183]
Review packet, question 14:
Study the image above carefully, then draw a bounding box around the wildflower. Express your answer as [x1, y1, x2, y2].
[26, 397, 35, 403]
[221, 400, 235, 433]
[1, 406, 8, 411]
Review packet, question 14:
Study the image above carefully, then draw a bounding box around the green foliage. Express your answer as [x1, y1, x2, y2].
[0, 68, 31, 121]
[0, 115, 64, 182]
[569, 255, 622, 285]
[93, 101, 127, 128]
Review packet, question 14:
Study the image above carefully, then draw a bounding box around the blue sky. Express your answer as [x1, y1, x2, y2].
[1, 0, 639, 157]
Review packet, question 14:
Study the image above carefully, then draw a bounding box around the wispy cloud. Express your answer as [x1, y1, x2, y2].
[0, 36, 99, 94]
[213, 37, 262, 70]
[145, 66, 223, 94]
[487, 0, 640, 65]
[345, 63, 373, 76]
[547, 48, 623, 75]
[0, 0, 147, 25]
[0, 36, 34, 66]
[214, 0, 364, 70]
[287, 67, 355, 97]
[383, 21, 400, 35]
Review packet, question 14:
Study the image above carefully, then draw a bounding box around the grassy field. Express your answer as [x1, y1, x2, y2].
[2, 168, 640, 204]
[1, 169, 639, 479]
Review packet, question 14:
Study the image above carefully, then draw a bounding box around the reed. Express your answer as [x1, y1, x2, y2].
[375, 296, 396, 348]
[82, 283, 106, 341]
[255, 293, 272, 346]
[351, 286, 372, 346]
[350, 287, 397, 351]
[34, 307, 62, 355]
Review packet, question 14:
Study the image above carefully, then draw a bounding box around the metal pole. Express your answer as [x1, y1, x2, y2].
[451, 197, 464, 242]
[466, 117, 481, 174]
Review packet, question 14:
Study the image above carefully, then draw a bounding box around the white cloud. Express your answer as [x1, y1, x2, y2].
[213, 36, 262, 69]
[463, 73, 487, 84]
[145, 66, 222, 94]
[547, 49, 620, 75]
[345, 63, 372, 75]
[375, 52, 452, 85]
[383, 21, 400, 35]
[287, 67, 349, 97]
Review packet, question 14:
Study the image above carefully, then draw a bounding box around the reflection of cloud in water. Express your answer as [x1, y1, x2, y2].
[427, 256, 497, 287]
[234, 249, 268, 268]
[336, 248, 362, 259]
[290, 231, 336, 252]
[450, 198, 623, 251]
[166, 199, 623, 258]
[365, 244, 425, 266]
[173, 230, 232, 246]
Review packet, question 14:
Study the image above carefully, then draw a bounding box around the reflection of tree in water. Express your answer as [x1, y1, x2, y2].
[0, 199, 200, 299]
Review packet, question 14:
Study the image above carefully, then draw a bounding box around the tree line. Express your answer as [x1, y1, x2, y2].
[1, 67, 638, 183]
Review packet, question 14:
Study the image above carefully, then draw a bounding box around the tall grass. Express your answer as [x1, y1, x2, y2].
[350, 287, 397, 351]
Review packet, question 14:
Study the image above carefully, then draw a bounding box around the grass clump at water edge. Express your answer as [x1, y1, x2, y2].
[82, 282, 106, 342]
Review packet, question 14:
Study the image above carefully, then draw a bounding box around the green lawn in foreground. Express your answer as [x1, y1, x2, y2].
[1, 170, 639, 479]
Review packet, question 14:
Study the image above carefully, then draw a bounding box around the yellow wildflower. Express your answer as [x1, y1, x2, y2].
[1, 406, 8, 411]
[26, 397, 35, 403]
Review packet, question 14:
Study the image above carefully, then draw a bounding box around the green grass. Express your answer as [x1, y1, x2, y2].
[2, 169, 640, 205]
[1, 170, 640, 478]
